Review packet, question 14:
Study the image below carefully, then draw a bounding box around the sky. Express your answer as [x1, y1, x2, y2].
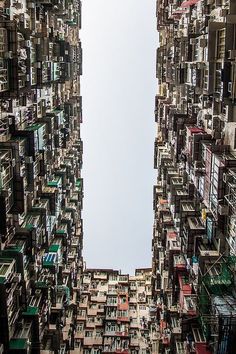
[80, 0, 157, 274]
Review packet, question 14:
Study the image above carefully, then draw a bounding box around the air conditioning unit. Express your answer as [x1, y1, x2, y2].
[190, 38, 197, 45]
[218, 204, 229, 216]
[27, 2, 35, 8]
[24, 156, 33, 163]
[13, 273, 21, 282]
[25, 40, 30, 47]
[199, 38, 207, 48]
[16, 319, 24, 329]
[228, 50, 236, 60]
[13, 1, 23, 9]
[35, 289, 41, 297]
[204, 114, 212, 120]
[4, 8, 10, 15]
[15, 288, 22, 296]
[19, 14, 25, 22]
[4, 51, 13, 59]
[223, 172, 230, 183]
[220, 8, 228, 17]
[0, 189, 9, 197]
[212, 116, 220, 130]
[197, 62, 205, 70]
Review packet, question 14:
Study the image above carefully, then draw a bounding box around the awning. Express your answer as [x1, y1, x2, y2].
[173, 10, 186, 14]
[181, 0, 200, 7]
[172, 9, 187, 15]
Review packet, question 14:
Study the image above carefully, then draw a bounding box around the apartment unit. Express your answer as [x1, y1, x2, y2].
[76, 268, 159, 354]
[0, 0, 83, 353]
[153, 0, 236, 353]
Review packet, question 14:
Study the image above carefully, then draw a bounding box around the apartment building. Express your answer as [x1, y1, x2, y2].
[153, 0, 236, 353]
[0, 0, 83, 353]
[76, 268, 159, 354]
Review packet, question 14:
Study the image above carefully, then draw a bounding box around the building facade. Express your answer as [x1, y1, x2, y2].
[77, 268, 158, 354]
[152, 0, 236, 353]
[0, 0, 83, 353]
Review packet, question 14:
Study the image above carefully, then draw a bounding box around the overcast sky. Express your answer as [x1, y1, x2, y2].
[80, 0, 157, 274]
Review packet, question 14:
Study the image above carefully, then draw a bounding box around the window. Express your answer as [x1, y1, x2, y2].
[85, 331, 93, 337]
[77, 323, 83, 332]
[78, 309, 86, 317]
[118, 310, 128, 317]
[96, 331, 102, 337]
[108, 296, 117, 305]
[87, 317, 95, 323]
[89, 303, 97, 309]
[139, 305, 146, 310]
[120, 296, 126, 304]
[217, 28, 226, 59]
[106, 323, 116, 332]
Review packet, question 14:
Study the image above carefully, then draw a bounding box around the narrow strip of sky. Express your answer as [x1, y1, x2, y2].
[81, 0, 157, 274]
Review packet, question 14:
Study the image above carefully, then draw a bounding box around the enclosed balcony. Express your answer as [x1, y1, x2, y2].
[182, 217, 205, 257]
[0, 150, 14, 232]
[42, 243, 62, 271]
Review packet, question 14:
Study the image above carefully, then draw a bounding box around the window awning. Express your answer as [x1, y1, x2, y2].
[172, 9, 186, 14]
[174, 10, 186, 13]
[181, 0, 200, 7]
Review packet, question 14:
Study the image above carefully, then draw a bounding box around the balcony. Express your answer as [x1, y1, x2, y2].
[203, 260, 234, 289]
[9, 337, 30, 353]
[171, 316, 181, 335]
[175, 341, 186, 354]
[55, 223, 68, 244]
[103, 338, 129, 353]
[173, 254, 186, 271]
[42, 244, 62, 270]
[21, 212, 45, 247]
[182, 295, 197, 316]
[106, 297, 118, 306]
[16, 123, 46, 159]
[105, 310, 117, 321]
[77, 310, 86, 321]
[39, 184, 62, 216]
[83, 336, 103, 346]
[0, 258, 16, 283]
[182, 217, 205, 257]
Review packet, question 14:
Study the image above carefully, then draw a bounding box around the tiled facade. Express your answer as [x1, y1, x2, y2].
[0, 0, 83, 353]
[153, 0, 236, 353]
